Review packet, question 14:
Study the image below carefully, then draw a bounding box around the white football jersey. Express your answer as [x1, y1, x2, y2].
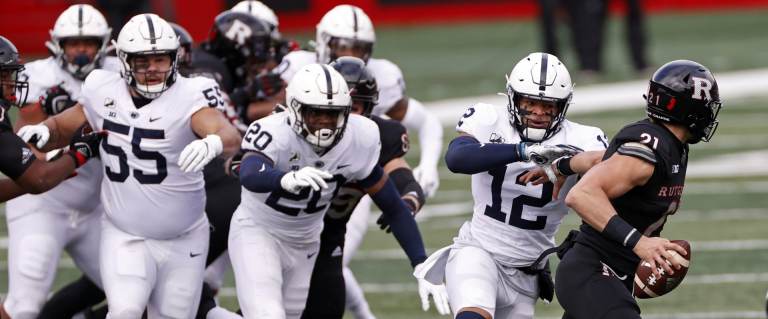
[5, 57, 121, 219]
[80, 70, 222, 239]
[455, 103, 607, 267]
[277, 50, 406, 116]
[237, 113, 381, 244]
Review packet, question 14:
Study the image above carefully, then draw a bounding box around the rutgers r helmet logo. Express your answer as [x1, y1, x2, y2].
[691, 77, 713, 101]
[225, 19, 252, 45]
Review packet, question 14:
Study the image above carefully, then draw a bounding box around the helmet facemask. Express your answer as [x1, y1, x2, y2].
[328, 37, 373, 63]
[288, 99, 350, 152]
[120, 50, 179, 99]
[0, 66, 29, 107]
[53, 37, 108, 80]
[507, 86, 571, 142]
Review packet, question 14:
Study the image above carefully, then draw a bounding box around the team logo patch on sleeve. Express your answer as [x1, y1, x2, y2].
[21, 147, 34, 165]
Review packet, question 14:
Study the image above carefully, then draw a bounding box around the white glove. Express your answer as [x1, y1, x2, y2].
[414, 263, 451, 315]
[17, 124, 51, 149]
[517, 143, 583, 165]
[413, 165, 440, 198]
[178, 134, 223, 173]
[280, 166, 333, 194]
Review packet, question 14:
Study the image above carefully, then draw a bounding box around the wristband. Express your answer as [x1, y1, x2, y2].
[602, 215, 642, 248]
[554, 156, 576, 176]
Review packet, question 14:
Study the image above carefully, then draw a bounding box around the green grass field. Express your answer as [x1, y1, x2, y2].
[2, 8, 768, 319]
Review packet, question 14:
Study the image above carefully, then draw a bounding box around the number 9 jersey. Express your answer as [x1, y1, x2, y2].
[80, 69, 223, 239]
[237, 112, 381, 244]
[455, 102, 607, 267]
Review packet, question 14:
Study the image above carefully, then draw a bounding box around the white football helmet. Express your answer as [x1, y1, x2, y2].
[506, 52, 573, 142]
[46, 4, 112, 80]
[316, 5, 375, 64]
[114, 14, 180, 99]
[285, 63, 351, 151]
[231, 1, 280, 39]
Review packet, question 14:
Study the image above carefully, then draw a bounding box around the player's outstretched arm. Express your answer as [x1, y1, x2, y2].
[179, 107, 242, 173]
[361, 165, 427, 266]
[375, 157, 426, 232]
[0, 126, 104, 201]
[17, 104, 88, 151]
[394, 98, 443, 197]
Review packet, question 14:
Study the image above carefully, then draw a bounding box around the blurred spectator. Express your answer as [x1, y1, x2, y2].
[539, 0, 649, 77]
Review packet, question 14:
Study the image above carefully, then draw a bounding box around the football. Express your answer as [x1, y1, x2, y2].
[633, 240, 691, 299]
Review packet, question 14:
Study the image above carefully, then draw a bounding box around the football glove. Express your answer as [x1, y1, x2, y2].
[67, 124, 106, 168]
[40, 85, 76, 115]
[178, 134, 223, 173]
[414, 262, 451, 315]
[413, 165, 439, 198]
[17, 123, 51, 149]
[280, 166, 332, 194]
[516, 142, 583, 165]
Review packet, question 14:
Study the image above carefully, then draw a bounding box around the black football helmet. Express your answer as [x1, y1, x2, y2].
[645, 60, 722, 144]
[0, 36, 29, 107]
[169, 22, 193, 67]
[204, 11, 271, 77]
[330, 56, 378, 117]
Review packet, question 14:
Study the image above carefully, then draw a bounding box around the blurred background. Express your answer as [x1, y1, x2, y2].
[2, 0, 768, 318]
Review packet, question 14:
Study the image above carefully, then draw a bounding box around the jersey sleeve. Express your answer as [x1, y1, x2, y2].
[79, 70, 110, 131]
[185, 77, 223, 118]
[610, 122, 675, 169]
[351, 117, 382, 182]
[0, 131, 35, 180]
[569, 123, 610, 152]
[22, 59, 59, 105]
[372, 60, 405, 114]
[455, 103, 498, 139]
[373, 116, 408, 166]
[240, 115, 284, 164]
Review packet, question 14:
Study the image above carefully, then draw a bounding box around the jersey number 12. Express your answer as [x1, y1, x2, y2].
[483, 167, 553, 230]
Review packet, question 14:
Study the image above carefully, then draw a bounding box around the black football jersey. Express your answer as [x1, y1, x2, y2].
[321, 115, 410, 247]
[578, 119, 689, 275]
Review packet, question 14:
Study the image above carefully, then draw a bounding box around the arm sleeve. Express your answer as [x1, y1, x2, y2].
[444, 135, 522, 174]
[0, 132, 36, 180]
[239, 152, 286, 193]
[389, 167, 425, 212]
[401, 98, 443, 170]
[368, 173, 427, 267]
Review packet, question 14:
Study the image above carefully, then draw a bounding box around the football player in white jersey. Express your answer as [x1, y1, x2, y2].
[230, 63, 441, 319]
[415, 53, 609, 319]
[277, 6, 443, 316]
[16, 14, 240, 319]
[2, 5, 118, 319]
[279, 4, 443, 198]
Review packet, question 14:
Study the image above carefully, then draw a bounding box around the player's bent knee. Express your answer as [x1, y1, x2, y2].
[158, 280, 198, 318]
[457, 307, 492, 319]
[17, 235, 58, 281]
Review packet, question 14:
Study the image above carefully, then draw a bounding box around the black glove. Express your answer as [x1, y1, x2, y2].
[40, 85, 76, 115]
[68, 124, 106, 168]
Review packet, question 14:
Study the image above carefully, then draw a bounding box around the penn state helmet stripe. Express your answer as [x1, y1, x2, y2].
[321, 65, 333, 100]
[78, 5, 83, 29]
[539, 53, 548, 91]
[145, 14, 156, 45]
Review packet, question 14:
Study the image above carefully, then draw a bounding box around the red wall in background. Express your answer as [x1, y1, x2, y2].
[2, 0, 768, 57]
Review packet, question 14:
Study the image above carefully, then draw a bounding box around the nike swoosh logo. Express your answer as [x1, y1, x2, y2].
[149, 117, 162, 122]
[307, 252, 317, 259]
[479, 143, 486, 148]
[190, 252, 202, 258]
[337, 164, 351, 169]
[259, 163, 266, 172]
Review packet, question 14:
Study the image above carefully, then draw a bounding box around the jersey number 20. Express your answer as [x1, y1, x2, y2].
[483, 167, 553, 230]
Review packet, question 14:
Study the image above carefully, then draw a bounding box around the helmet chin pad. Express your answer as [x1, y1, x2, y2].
[521, 127, 547, 142]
